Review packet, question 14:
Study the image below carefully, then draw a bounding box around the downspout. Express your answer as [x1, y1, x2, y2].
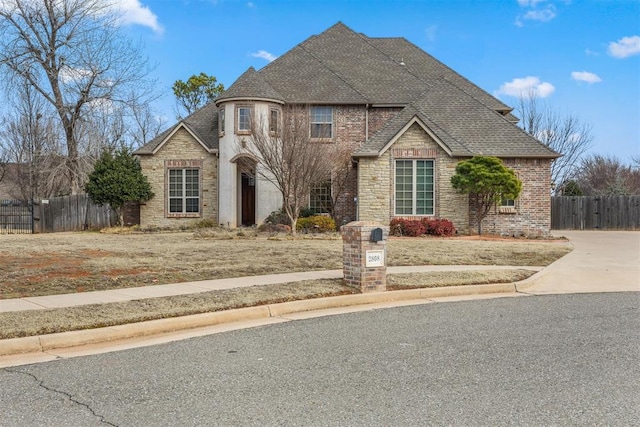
[365, 104, 369, 141]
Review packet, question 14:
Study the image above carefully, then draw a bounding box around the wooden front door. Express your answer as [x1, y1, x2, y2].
[241, 173, 255, 226]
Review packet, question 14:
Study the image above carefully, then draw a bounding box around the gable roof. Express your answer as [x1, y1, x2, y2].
[138, 22, 557, 159]
[134, 102, 219, 155]
[355, 78, 559, 158]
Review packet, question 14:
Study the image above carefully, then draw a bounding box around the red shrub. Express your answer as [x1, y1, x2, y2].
[390, 218, 406, 236]
[403, 220, 426, 237]
[421, 218, 456, 236]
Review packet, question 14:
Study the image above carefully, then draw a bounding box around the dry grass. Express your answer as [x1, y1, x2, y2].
[0, 229, 571, 299]
[0, 229, 571, 338]
[0, 270, 538, 339]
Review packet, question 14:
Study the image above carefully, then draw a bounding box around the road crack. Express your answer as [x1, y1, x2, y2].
[5, 368, 117, 426]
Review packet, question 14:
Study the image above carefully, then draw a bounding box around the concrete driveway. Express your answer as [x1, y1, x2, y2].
[520, 230, 640, 294]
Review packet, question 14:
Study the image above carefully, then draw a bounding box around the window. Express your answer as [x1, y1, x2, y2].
[499, 197, 516, 213]
[269, 108, 279, 135]
[310, 181, 332, 214]
[237, 106, 251, 133]
[218, 108, 225, 136]
[395, 159, 434, 216]
[169, 169, 200, 214]
[310, 106, 333, 139]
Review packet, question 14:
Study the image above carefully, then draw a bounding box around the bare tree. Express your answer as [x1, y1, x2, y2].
[517, 92, 593, 191]
[575, 154, 640, 196]
[245, 104, 334, 235]
[127, 96, 166, 149]
[324, 143, 356, 226]
[0, 0, 153, 194]
[0, 80, 64, 200]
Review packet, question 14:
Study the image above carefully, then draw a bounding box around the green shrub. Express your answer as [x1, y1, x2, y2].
[193, 219, 218, 229]
[296, 215, 336, 233]
[264, 209, 290, 226]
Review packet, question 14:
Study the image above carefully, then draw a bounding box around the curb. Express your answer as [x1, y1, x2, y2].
[0, 283, 517, 357]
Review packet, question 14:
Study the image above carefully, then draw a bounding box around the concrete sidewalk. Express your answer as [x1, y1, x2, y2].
[1, 230, 638, 365]
[0, 265, 541, 313]
[519, 230, 640, 294]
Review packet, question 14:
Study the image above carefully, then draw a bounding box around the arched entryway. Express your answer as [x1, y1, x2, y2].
[232, 155, 257, 226]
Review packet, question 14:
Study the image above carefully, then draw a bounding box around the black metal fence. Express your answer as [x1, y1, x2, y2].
[551, 196, 640, 230]
[0, 199, 34, 234]
[0, 195, 116, 234]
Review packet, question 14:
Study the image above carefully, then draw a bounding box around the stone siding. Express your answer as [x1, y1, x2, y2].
[358, 123, 470, 233]
[138, 127, 218, 228]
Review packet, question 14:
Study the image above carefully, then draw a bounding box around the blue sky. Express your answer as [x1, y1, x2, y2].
[122, 0, 640, 162]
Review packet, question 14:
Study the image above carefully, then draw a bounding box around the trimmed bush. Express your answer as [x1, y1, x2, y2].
[296, 215, 336, 233]
[403, 220, 425, 237]
[390, 217, 456, 237]
[421, 218, 456, 236]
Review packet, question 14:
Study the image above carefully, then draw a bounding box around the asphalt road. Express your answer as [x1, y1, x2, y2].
[1, 292, 639, 426]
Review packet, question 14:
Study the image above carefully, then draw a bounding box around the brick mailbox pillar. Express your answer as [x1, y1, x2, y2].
[341, 221, 389, 293]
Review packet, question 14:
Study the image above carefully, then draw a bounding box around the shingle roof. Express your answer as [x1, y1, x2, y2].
[134, 101, 219, 155]
[216, 67, 284, 103]
[136, 22, 557, 159]
[355, 79, 559, 158]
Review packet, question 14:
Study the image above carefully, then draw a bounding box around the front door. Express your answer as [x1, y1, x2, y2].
[241, 173, 255, 226]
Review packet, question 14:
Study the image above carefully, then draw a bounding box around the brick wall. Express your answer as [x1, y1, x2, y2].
[331, 106, 404, 226]
[341, 221, 388, 293]
[481, 158, 552, 236]
[138, 127, 218, 228]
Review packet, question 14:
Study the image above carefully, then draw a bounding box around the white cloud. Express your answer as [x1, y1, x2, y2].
[496, 76, 555, 98]
[116, 0, 163, 35]
[517, 0, 547, 6]
[571, 71, 602, 84]
[515, 0, 557, 26]
[424, 25, 437, 42]
[247, 2, 256, 8]
[608, 35, 640, 59]
[251, 50, 277, 62]
[523, 6, 556, 22]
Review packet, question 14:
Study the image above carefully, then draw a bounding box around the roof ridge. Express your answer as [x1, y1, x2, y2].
[296, 23, 370, 103]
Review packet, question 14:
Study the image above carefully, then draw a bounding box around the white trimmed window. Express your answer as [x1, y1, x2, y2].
[237, 106, 251, 133]
[395, 159, 434, 216]
[310, 106, 333, 139]
[310, 181, 332, 214]
[169, 169, 200, 214]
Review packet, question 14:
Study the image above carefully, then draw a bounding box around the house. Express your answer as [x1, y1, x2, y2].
[134, 22, 559, 236]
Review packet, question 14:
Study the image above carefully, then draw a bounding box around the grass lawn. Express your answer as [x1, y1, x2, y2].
[0, 228, 572, 339]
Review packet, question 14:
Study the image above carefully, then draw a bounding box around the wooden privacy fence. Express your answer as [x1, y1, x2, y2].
[37, 194, 116, 233]
[551, 196, 640, 230]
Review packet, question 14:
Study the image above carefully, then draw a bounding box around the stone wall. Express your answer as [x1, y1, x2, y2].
[138, 127, 218, 228]
[358, 122, 470, 233]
